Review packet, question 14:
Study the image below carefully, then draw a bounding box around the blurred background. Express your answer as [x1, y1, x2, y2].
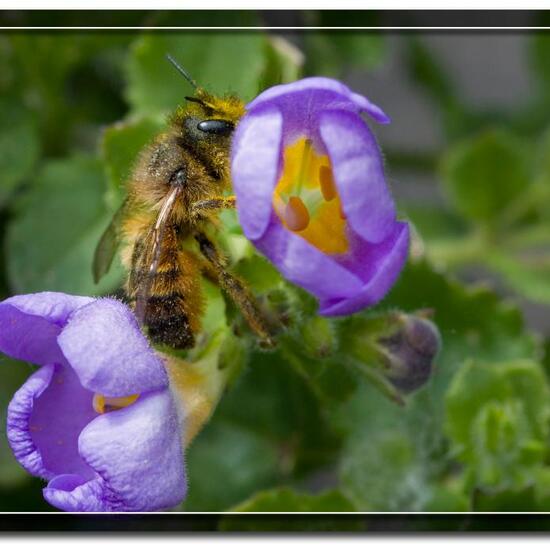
[2, 11, 550, 524]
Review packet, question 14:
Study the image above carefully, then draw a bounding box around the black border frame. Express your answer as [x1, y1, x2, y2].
[1, 9, 550, 533]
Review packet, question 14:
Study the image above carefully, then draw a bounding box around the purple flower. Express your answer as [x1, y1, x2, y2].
[0, 292, 186, 512]
[231, 77, 409, 315]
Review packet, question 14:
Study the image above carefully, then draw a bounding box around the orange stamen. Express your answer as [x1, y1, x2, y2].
[284, 196, 310, 231]
[339, 202, 347, 220]
[272, 137, 349, 255]
[319, 166, 337, 201]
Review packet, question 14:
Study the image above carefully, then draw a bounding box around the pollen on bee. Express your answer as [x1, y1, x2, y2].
[93, 393, 139, 414]
[284, 196, 310, 232]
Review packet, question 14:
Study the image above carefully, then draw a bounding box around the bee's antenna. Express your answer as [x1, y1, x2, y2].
[166, 54, 198, 89]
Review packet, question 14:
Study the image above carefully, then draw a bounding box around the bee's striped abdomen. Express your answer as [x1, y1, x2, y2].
[143, 291, 194, 349]
[128, 226, 203, 349]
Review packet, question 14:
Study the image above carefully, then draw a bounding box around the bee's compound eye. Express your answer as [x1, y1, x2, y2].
[197, 119, 234, 136]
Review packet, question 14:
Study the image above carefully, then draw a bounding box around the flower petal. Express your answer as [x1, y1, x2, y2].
[77, 390, 186, 511]
[43, 474, 108, 512]
[57, 298, 168, 396]
[7, 365, 54, 479]
[255, 215, 364, 301]
[319, 222, 410, 316]
[247, 77, 390, 124]
[320, 109, 396, 244]
[7, 363, 97, 481]
[349, 91, 391, 124]
[232, 106, 283, 240]
[0, 293, 93, 365]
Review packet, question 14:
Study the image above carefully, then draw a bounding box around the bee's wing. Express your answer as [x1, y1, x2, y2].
[133, 186, 182, 326]
[92, 198, 129, 284]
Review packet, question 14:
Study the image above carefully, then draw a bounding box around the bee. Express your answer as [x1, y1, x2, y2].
[93, 55, 274, 350]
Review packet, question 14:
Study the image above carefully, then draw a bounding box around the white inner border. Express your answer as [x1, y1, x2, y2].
[0, 9, 547, 521]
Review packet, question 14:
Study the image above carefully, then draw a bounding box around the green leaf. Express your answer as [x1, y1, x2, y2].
[485, 249, 550, 305]
[259, 35, 304, 90]
[183, 420, 280, 512]
[446, 360, 550, 450]
[8, 34, 128, 155]
[405, 205, 468, 243]
[6, 154, 124, 295]
[0, 97, 40, 207]
[218, 488, 364, 531]
[280, 343, 359, 405]
[473, 485, 538, 512]
[441, 129, 532, 227]
[234, 255, 283, 294]
[228, 487, 356, 512]
[339, 424, 426, 511]
[220, 489, 362, 531]
[423, 485, 470, 512]
[127, 28, 266, 119]
[445, 359, 550, 491]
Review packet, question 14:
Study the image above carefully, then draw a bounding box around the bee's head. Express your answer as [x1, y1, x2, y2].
[179, 89, 245, 138]
[172, 90, 245, 164]
[166, 55, 245, 178]
[166, 54, 244, 138]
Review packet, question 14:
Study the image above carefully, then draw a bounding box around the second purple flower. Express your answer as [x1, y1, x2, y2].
[0, 292, 186, 512]
[231, 77, 409, 316]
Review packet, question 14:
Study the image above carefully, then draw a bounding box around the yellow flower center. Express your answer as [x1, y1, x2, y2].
[92, 393, 139, 414]
[273, 137, 349, 255]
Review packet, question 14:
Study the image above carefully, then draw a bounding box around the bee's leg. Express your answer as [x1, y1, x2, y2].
[194, 231, 276, 348]
[190, 196, 236, 220]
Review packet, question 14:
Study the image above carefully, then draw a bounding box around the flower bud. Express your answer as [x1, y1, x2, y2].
[342, 311, 441, 399]
[298, 316, 337, 359]
[379, 313, 441, 393]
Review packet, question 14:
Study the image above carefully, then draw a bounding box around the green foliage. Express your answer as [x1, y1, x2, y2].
[0, 97, 40, 207]
[403, 35, 550, 306]
[331, 260, 538, 511]
[441, 130, 531, 227]
[446, 360, 550, 492]
[183, 354, 341, 511]
[260, 36, 304, 89]
[6, 155, 124, 295]
[421, 125, 550, 304]
[218, 488, 364, 531]
[127, 28, 266, 119]
[228, 487, 356, 512]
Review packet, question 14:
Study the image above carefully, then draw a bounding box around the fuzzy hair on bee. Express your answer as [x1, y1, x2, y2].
[93, 58, 275, 350]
